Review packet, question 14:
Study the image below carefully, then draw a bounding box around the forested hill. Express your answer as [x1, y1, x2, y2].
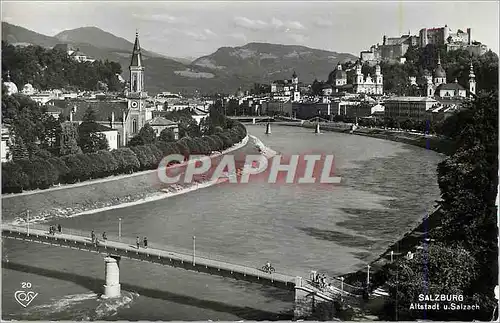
[1, 41, 123, 92]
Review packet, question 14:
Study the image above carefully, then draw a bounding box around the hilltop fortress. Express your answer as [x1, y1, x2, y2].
[361, 25, 488, 64]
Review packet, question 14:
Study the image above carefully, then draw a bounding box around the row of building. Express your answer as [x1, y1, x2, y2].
[361, 25, 488, 64]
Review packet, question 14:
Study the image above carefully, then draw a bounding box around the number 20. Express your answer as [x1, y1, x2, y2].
[21, 282, 32, 288]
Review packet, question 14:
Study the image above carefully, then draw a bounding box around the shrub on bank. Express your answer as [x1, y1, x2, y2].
[1, 121, 248, 194]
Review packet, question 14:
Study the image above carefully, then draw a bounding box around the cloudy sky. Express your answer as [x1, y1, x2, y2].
[2, 1, 499, 60]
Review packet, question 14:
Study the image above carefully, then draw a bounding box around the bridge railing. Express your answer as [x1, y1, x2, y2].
[3, 223, 296, 283]
[329, 277, 364, 295]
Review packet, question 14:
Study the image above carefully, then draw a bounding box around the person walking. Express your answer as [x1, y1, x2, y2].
[91, 230, 95, 243]
[143, 237, 148, 249]
[57, 224, 62, 233]
[102, 232, 107, 241]
[136, 236, 140, 249]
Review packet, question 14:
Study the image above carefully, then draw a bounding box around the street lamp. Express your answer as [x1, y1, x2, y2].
[118, 218, 122, 241]
[367, 264, 371, 287]
[193, 236, 196, 266]
[27, 210, 30, 236]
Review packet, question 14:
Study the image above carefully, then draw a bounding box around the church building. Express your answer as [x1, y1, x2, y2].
[327, 62, 384, 95]
[270, 71, 301, 102]
[55, 31, 177, 148]
[423, 54, 476, 100]
[124, 31, 149, 142]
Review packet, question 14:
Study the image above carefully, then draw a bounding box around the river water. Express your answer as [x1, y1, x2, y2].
[1, 125, 443, 320]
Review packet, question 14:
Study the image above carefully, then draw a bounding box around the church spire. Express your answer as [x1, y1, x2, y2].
[469, 59, 475, 79]
[129, 30, 145, 93]
[130, 30, 142, 67]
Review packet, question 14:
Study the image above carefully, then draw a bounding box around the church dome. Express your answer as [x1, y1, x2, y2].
[328, 66, 347, 83]
[22, 83, 35, 95]
[434, 65, 446, 78]
[3, 71, 18, 95]
[3, 81, 18, 95]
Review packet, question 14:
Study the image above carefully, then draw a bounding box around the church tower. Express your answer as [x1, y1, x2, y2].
[130, 31, 144, 93]
[468, 60, 476, 96]
[433, 53, 447, 86]
[354, 63, 364, 85]
[374, 64, 383, 95]
[126, 31, 148, 142]
[292, 71, 300, 102]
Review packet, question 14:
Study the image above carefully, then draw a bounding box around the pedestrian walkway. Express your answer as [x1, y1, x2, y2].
[2, 223, 296, 290]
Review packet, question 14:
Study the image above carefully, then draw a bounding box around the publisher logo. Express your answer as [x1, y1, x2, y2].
[14, 282, 38, 308]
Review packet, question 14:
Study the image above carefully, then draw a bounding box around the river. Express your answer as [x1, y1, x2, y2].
[1, 125, 444, 320]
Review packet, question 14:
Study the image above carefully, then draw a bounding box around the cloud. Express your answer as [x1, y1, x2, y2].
[183, 29, 217, 41]
[132, 13, 189, 24]
[204, 28, 216, 36]
[285, 21, 305, 30]
[271, 17, 284, 28]
[233, 16, 268, 30]
[234, 16, 306, 32]
[314, 18, 333, 27]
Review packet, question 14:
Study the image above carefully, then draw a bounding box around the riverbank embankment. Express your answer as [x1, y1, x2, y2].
[3, 135, 254, 225]
[298, 121, 455, 156]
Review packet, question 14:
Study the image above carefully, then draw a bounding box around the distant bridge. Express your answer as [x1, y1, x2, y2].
[228, 116, 303, 124]
[228, 116, 274, 123]
[2, 223, 362, 317]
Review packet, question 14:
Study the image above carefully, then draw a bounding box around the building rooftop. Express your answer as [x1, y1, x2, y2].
[436, 82, 466, 91]
[147, 116, 177, 126]
[56, 100, 129, 122]
[386, 96, 438, 102]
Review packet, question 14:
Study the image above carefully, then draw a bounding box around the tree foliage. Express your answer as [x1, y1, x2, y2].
[1, 41, 123, 91]
[158, 128, 176, 142]
[60, 123, 82, 156]
[382, 243, 478, 320]
[378, 91, 499, 321]
[77, 106, 109, 153]
[2, 103, 247, 193]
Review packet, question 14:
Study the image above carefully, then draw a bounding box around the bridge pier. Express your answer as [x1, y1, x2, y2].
[265, 123, 271, 134]
[315, 123, 321, 134]
[102, 255, 121, 298]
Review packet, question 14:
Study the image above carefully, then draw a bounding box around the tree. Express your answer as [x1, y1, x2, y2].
[158, 128, 176, 142]
[11, 136, 29, 161]
[2, 161, 29, 193]
[433, 91, 498, 320]
[2, 41, 123, 92]
[60, 123, 82, 156]
[78, 106, 109, 153]
[130, 124, 156, 146]
[39, 114, 62, 155]
[79, 132, 109, 154]
[382, 243, 478, 321]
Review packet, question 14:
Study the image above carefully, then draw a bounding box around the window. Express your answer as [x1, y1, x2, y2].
[133, 119, 138, 133]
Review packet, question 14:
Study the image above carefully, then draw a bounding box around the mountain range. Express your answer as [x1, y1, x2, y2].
[2, 22, 358, 95]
